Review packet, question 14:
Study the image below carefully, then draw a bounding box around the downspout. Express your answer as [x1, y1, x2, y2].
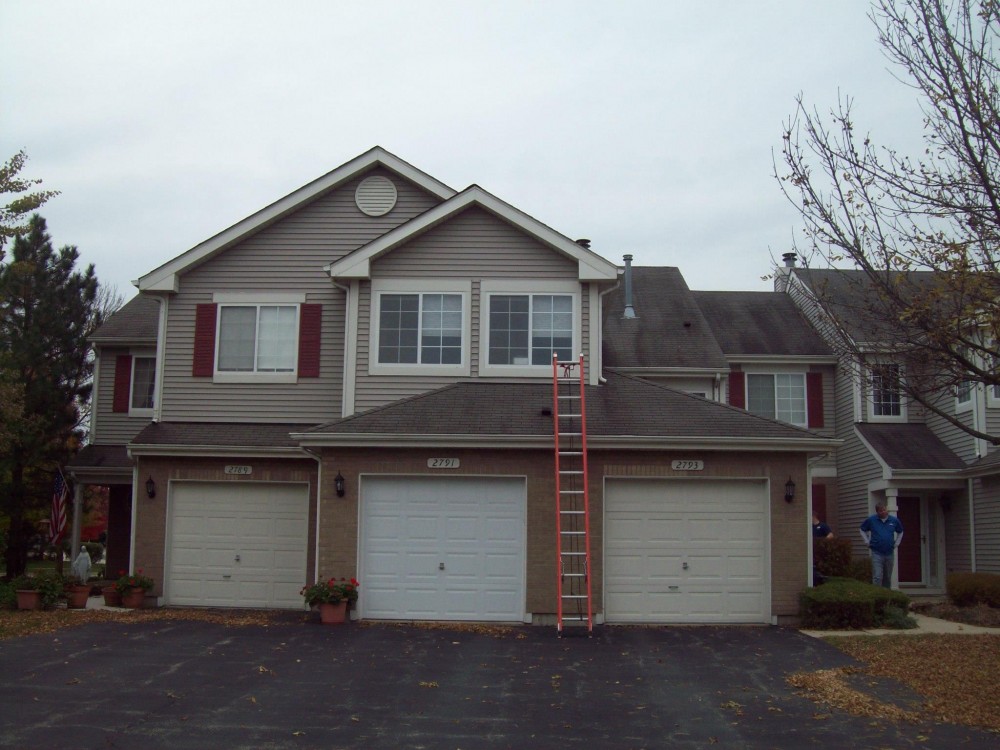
[153, 294, 168, 423]
[301, 446, 324, 584]
[968, 477, 976, 572]
[332, 279, 356, 417]
[597, 275, 623, 385]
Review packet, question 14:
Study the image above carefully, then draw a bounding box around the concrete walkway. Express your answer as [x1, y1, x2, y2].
[802, 611, 1000, 638]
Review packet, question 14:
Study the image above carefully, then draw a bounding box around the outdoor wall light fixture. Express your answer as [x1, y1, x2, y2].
[784, 477, 795, 503]
[334, 472, 346, 498]
[145, 476, 156, 499]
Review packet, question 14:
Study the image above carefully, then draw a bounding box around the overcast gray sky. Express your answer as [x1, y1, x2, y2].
[1, 1, 927, 300]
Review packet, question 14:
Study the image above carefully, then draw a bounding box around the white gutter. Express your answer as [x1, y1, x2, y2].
[969, 477, 976, 572]
[300, 447, 324, 583]
[596, 273, 622, 385]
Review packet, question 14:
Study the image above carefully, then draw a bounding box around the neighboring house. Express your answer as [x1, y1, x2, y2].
[776, 257, 1000, 590]
[69, 147, 837, 624]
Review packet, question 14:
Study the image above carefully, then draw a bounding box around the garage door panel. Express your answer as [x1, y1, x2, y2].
[362, 476, 525, 621]
[605, 479, 768, 624]
[167, 482, 308, 609]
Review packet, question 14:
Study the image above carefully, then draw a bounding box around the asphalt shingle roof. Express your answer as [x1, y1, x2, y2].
[303, 372, 828, 444]
[131, 422, 317, 448]
[67, 444, 133, 470]
[602, 267, 727, 370]
[855, 423, 966, 471]
[91, 294, 160, 343]
[692, 291, 832, 357]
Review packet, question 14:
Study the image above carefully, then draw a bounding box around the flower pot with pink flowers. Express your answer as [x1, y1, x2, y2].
[301, 577, 359, 624]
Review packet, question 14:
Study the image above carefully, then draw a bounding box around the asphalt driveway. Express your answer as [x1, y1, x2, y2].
[0, 617, 992, 749]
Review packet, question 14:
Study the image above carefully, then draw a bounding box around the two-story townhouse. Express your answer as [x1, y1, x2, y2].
[776, 255, 1000, 592]
[69, 147, 837, 625]
[602, 267, 840, 573]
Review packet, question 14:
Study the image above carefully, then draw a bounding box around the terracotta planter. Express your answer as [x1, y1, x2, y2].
[65, 585, 91, 609]
[102, 586, 122, 607]
[16, 590, 42, 611]
[319, 601, 348, 624]
[121, 587, 146, 609]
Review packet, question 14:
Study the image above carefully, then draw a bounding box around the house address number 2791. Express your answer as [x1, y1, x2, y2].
[427, 458, 460, 469]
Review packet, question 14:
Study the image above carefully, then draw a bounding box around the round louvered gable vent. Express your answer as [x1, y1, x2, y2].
[355, 175, 397, 216]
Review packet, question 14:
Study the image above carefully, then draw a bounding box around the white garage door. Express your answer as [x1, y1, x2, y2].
[361, 476, 525, 621]
[167, 482, 309, 609]
[605, 478, 769, 623]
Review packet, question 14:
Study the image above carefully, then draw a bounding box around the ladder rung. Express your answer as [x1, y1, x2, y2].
[561, 552, 587, 556]
[561, 531, 585, 535]
[560, 510, 584, 514]
[559, 470, 583, 475]
[560, 490, 584, 495]
[557, 396, 579, 400]
[558, 413, 581, 418]
[559, 451, 583, 456]
[559, 432, 582, 436]
[561, 573, 586, 578]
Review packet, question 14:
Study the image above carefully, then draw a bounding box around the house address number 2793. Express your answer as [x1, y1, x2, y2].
[671, 460, 704, 471]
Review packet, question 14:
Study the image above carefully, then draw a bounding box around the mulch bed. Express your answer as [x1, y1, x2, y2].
[911, 601, 1000, 628]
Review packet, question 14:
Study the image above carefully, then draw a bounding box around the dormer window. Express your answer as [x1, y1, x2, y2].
[869, 362, 905, 420]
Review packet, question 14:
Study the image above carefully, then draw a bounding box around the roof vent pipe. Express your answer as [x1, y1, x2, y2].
[622, 254, 637, 319]
[576, 238, 591, 250]
[782, 252, 797, 268]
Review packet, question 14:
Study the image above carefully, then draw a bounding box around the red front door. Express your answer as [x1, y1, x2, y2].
[896, 497, 922, 584]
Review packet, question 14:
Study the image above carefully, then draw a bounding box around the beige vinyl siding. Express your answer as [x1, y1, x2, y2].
[975, 475, 1000, 572]
[925, 391, 978, 463]
[370, 207, 577, 279]
[92, 347, 154, 445]
[833, 365, 880, 555]
[353, 209, 584, 413]
[944, 489, 972, 573]
[159, 169, 440, 423]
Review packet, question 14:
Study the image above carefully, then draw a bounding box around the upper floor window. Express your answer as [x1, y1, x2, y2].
[369, 280, 470, 376]
[218, 304, 297, 373]
[489, 294, 573, 366]
[747, 373, 806, 426]
[480, 280, 580, 377]
[130, 356, 156, 412]
[869, 362, 905, 420]
[194, 292, 320, 383]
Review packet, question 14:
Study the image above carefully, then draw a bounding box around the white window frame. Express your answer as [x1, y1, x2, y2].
[867, 360, 907, 422]
[212, 292, 305, 384]
[955, 346, 974, 413]
[128, 350, 156, 417]
[369, 279, 471, 376]
[479, 279, 581, 378]
[742, 368, 807, 427]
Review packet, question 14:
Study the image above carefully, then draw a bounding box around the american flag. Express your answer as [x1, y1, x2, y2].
[50, 471, 68, 546]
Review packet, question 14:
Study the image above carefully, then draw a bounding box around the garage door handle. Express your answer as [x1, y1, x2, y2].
[235, 555, 241, 563]
[682, 562, 689, 570]
[439, 562, 445, 570]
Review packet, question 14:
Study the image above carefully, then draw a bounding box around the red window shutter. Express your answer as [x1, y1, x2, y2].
[298, 304, 322, 378]
[729, 371, 745, 409]
[807, 372, 824, 428]
[112, 355, 132, 413]
[192, 303, 218, 377]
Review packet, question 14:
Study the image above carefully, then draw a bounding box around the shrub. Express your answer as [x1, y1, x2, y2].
[814, 538, 853, 577]
[800, 577, 911, 629]
[947, 572, 1000, 608]
[847, 556, 872, 583]
[0, 580, 15, 610]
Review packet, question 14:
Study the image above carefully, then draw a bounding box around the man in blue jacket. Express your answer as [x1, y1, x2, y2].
[859, 503, 905, 588]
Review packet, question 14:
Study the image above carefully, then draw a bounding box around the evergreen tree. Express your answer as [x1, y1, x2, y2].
[0, 215, 101, 577]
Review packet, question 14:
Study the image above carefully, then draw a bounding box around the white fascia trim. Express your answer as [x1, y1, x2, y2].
[138, 147, 456, 292]
[325, 186, 618, 282]
[612, 366, 730, 378]
[127, 445, 306, 459]
[292, 432, 841, 452]
[730, 355, 839, 366]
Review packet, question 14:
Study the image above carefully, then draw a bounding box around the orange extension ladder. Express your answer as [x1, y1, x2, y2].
[552, 353, 593, 635]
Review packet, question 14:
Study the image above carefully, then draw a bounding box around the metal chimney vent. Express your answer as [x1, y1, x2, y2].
[355, 175, 397, 217]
